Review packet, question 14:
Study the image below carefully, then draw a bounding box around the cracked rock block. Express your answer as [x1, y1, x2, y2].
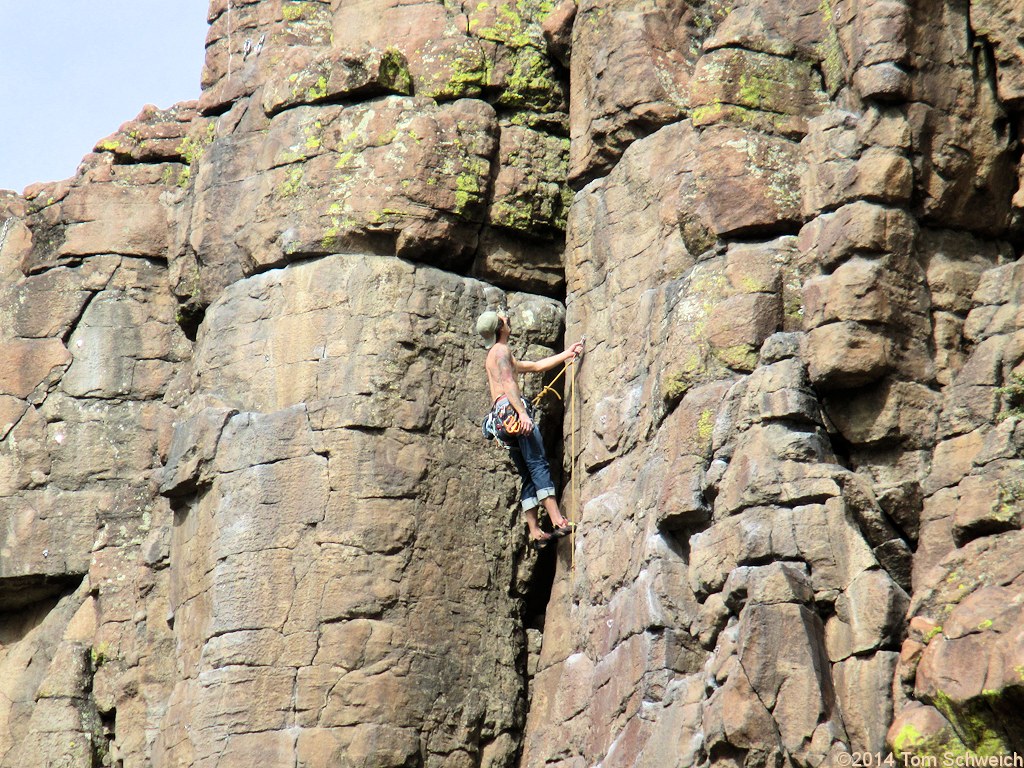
[852, 4, 913, 101]
[157, 253, 562, 767]
[970, 0, 1024, 107]
[806, 321, 894, 389]
[695, 126, 805, 237]
[200, 0, 334, 114]
[824, 380, 939, 448]
[180, 96, 499, 306]
[94, 102, 202, 164]
[735, 603, 848, 761]
[690, 47, 828, 137]
[21, 155, 183, 275]
[833, 652, 900, 753]
[332, 0, 566, 112]
[567, 0, 690, 182]
[798, 201, 918, 271]
[890, 532, 1024, 758]
[0, 491, 100, 581]
[707, 292, 782, 372]
[824, 569, 908, 662]
[489, 124, 571, 236]
[261, 47, 413, 115]
[906, 2, 1017, 236]
[951, 466, 1024, 545]
[60, 261, 190, 401]
[801, 112, 915, 215]
[0, 339, 70, 401]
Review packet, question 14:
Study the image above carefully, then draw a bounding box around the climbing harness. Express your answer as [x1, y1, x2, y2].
[483, 396, 531, 444]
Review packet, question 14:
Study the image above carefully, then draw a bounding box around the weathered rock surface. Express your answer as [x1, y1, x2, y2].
[4, 0, 1024, 767]
[155, 255, 562, 766]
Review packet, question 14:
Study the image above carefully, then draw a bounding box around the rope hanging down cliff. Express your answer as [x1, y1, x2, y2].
[530, 344, 584, 574]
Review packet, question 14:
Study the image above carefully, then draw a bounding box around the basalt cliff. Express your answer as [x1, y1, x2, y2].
[3, 0, 1024, 766]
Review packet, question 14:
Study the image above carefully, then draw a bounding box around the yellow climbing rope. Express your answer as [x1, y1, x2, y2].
[569, 355, 578, 577]
[531, 346, 584, 576]
[531, 361, 570, 408]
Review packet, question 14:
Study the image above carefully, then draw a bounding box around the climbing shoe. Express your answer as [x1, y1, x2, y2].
[551, 522, 576, 539]
[529, 535, 553, 552]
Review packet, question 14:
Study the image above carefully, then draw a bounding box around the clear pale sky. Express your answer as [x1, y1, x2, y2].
[0, 0, 211, 193]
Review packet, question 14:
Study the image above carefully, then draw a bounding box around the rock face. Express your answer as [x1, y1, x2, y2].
[154, 256, 562, 766]
[3, 0, 1024, 767]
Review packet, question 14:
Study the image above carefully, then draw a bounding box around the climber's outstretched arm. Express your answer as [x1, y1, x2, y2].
[516, 340, 584, 373]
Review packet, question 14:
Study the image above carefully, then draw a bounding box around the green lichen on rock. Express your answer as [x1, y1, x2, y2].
[379, 48, 413, 94]
[892, 723, 924, 755]
[320, 211, 359, 252]
[174, 262, 203, 312]
[278, 165, 305, 197]
[713, 343, 758, 372]
[697, 409, 715, 442]
[306, 75, 329, 102]
[662, 353, 707, 403]
[691, 101, 805, 137]
[90, 642, 112, 669]
[420, 0, 563, 109]
[469, 0, 552, 49]
[267, 48, 411, 115]
[685, 0, 732, 56]
[281, 1, 318, 22]
[993, 480, 1024, 522]
[891, 721, 969, 759]
[782, 272, 806, 330]
[733, 53, 823, 115]
[177, 121, 217, 166]
[418, 41, 494, 100]
[557, 184, 574, 228]
[489, 128, 569, 234]
[816, 0, 846, 95]
[305, 127, 323, 151]
[489, 200, 532, 230]
[454, 172, 483, 216]
[930, 690, 1013, 758]
[663, 373, 693, 402]
[996, 371, 1024, 419]
[497, 46, 563, 111]
[679, 211, 717, 256]
[373, 128, 398, 147]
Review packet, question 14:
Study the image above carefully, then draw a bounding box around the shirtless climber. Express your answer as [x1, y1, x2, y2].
[477, 310, 585, 550]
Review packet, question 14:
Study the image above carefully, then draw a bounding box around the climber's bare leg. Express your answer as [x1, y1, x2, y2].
[542, 496, 570, 529]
